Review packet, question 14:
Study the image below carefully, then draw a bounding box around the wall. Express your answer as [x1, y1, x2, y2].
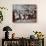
[0, 0, 46, 46]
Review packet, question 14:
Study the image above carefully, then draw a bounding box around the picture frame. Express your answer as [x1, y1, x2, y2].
[12, 4, 37, 23]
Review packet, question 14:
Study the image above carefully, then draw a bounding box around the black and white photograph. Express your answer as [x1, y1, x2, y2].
[13, 4, 37, 23]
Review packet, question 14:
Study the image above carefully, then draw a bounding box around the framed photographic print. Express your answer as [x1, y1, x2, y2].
[12, 4, 37, 23]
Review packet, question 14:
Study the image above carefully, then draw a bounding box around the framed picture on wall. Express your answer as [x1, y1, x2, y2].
[12, 4, 37, 23]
